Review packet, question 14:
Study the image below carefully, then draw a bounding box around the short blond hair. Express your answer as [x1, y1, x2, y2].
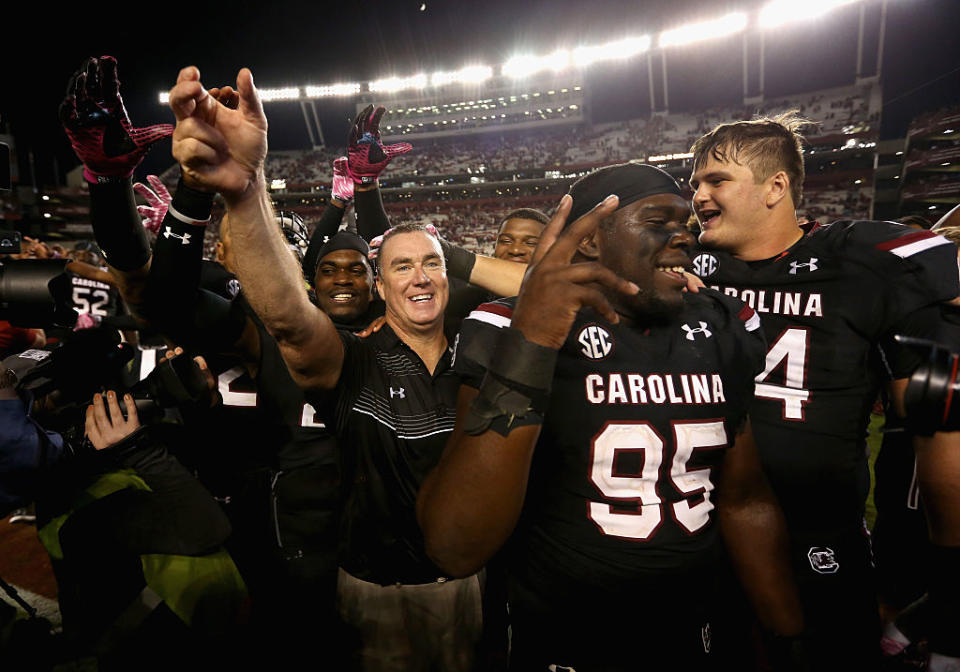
[691, 111, 814, 207]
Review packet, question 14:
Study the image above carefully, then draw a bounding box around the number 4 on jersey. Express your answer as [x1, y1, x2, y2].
[754, 327, 810, 420]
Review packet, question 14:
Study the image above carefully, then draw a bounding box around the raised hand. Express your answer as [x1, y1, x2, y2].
[60, 56, 173, 182]
[169, 66, 268, 199]
[331, 156, 354, 204]
[347, 104, 412, 184]
[133, 175, 172, 234]
[511, 194, 639, 350]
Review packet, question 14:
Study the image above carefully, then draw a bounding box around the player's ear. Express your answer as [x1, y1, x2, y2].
[765, 170, 790, 209]
[577, 229, 601, 260]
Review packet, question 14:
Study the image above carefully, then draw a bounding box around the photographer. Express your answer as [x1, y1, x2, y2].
[1, 343, 247, 670]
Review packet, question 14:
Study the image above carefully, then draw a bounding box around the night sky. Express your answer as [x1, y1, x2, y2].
[3, 0, 959, 185]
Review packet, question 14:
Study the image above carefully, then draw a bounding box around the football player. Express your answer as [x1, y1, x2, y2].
[418, 163, 806, 670]
[687, 112, 960, 669]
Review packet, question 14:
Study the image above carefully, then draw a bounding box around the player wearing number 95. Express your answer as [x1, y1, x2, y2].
[418, 164, 806, 670]
[689, 113, 960, 669]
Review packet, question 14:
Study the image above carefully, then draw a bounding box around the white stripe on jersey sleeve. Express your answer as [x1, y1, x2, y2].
[466, 309, 512, 329]
[744, 311, 761, 332]
[888, 235, 953, 258]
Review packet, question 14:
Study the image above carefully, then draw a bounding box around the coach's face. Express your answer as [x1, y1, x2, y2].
[376, 231, 449, 335]
[314, 249, 374, 322]
[592, 193, 693, 321]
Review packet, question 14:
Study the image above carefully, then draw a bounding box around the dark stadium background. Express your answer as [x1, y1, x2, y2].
[2, 0, 959, 184]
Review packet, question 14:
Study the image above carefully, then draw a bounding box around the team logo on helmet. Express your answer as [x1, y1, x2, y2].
[692, 253, 718, 278]
[807, 546, 839, 574]
[682, 321, 713, 341]
[577, 324, 614, 360]
[789, 258, 819, 274]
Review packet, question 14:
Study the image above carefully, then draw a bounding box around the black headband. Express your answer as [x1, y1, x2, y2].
[566, 163, 682, 227]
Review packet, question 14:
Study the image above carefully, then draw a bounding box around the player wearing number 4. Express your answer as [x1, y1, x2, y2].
[418, 164, 807, 670]
[688, 113, 960, 670]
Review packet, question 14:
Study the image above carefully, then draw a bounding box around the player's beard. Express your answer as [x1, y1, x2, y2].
[618, 287, 682, 328]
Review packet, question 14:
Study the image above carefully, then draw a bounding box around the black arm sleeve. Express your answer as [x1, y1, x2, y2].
[87, 178, 152, 272]
[142, 181, 244, 350]
[355, 186, 391, 240]
[302, 202, 347, 281]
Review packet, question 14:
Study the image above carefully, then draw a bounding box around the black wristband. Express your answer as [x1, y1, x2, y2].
[487, 327, 558, 392]
[169, 177, 215, 222]
[928, 544, 960, 656]
[464, 372, 544, 437]
[439, 238, 477, 282]
[463, 327, 557, 436]
[88, 178, 151, 272]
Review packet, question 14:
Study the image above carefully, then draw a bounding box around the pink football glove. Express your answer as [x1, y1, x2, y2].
[331, 157, 354, 204]
[133, 175, 172, 234]
[59, 56, 173, 183]
[347, 104, 412, 185]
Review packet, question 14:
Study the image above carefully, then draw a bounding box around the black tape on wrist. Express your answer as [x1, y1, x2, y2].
[463, 327, 558, 436]
[928, 544, 960, 656]
[439, 238, 477, 282]
[487, 328, 559, 391]
[89, 178, 152, 272]
[170, 178, 215, 222]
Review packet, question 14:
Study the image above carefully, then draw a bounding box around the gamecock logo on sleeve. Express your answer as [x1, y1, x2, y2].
[807, 546, 839, 574]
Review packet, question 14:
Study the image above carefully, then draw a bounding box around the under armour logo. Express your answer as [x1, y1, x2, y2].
[682, 322, 712, 341]
[390, 387, 406, 399]
[163, 227, 191, 245]
[789, 257, 818, 274]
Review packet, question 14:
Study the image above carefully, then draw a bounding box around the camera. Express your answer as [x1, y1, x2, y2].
[897, 335, 960, 434]
[3, 328, 215, 447]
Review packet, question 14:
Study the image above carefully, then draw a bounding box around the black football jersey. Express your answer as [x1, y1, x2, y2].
[455, 290, 765, 616]
[692, 221, 959, 528]
[66, 271, 121, 317]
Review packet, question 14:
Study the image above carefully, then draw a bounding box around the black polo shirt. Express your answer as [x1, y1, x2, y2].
[308, 323, 459, 585]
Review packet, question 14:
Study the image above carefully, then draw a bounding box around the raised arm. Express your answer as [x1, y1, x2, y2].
[347, 104, 410, 240]
[417, 194, 634, 576]
[59, 55, 172, 305]
[302, 157, 351, 282]
[169, 66, 344, 389]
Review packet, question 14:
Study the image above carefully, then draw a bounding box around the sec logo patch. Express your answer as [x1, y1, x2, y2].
[692, 253, 718, 278]
[577, 324, 614, 360]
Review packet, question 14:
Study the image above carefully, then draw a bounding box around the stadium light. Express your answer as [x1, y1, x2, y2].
[158, 92, 169, 104]
[369, 73, 428, 93]
[502, 50, 570, 78]
[573, 36, 651, 67]
[647, 152, 694, 162]
[258, 87, 301, 102]
[305, 83, 362, 97]
[759, 0, 861, 29]
[658, 12, 747, 48]
[430, 65, 493, 87]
